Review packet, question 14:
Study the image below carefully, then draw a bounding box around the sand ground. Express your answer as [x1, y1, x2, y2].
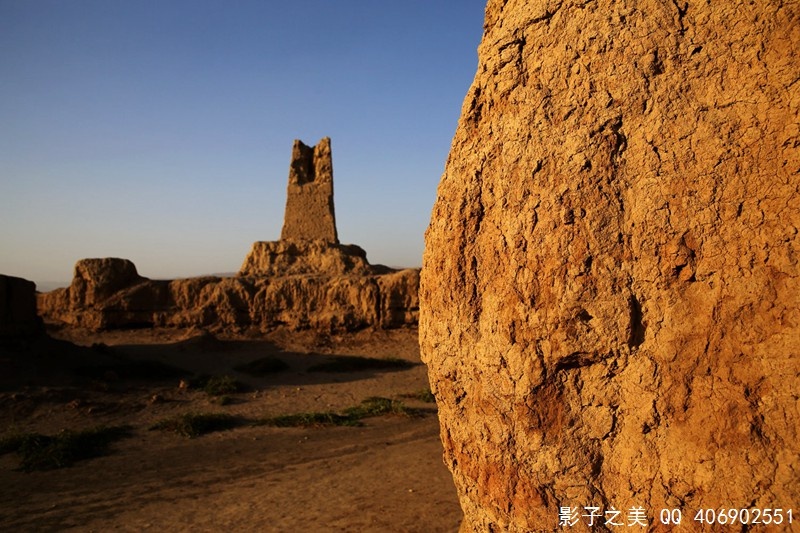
[0, 326, 463, 532]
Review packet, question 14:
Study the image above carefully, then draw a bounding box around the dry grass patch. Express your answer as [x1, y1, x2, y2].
[150, 412, 240, 438]
[262, 397, 416, 428]
[0, 425, 132, 471]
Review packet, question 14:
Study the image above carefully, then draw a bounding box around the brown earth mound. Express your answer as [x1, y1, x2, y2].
[39, 261, 419, 332]
[37, 137, 420, 333]
[421, 1, 799, 531]
[239, 240, 384, 277]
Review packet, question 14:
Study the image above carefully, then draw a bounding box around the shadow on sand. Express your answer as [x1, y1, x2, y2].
[0, 330, 422, 392]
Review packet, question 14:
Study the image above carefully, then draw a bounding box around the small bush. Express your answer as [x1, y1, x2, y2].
[210, 395, 233, 406]
[150, 413, 239, 438]
[306, 356, 415, 373]
[188, 375, 242, 396]
[261, 397, 413, 428]
[266, 412, 358, 428]
[204, 375, 241, 396]
[235, 356, 289, 376]
[344, 396, 410, 417]
[0, 426, 131, 471]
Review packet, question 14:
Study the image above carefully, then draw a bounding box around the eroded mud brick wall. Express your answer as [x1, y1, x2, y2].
[280, 137, 339, 243]
[0, 274, 40, 337]
[420, 1, 799, 531]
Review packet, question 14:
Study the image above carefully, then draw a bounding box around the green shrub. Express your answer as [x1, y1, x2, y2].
[204, 375, 241, 396]
[0, 426, 131, 471]
[343, 396, 409, 417]
[211, 395, 233, 406]
[262, 397, 413, 428]
[266, 411, 358, 428]
[188, 375, 243, 396]
[150, 413, 239, 438]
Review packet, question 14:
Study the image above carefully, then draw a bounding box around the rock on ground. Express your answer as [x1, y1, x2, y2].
[420, 1, 799, 531]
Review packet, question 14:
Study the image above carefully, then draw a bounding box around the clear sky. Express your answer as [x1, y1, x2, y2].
[0, 0, 486, 287]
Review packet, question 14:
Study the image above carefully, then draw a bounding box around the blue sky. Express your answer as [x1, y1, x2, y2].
[0, 0, 485, 287]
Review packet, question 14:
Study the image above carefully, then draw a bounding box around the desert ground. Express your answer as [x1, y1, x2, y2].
[0, 325, 463, 532]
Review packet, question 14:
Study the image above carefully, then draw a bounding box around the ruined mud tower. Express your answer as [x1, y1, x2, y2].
[239, 137, 377, 277]
[281, 137, 339, 243]
[38, 136, 422, 331]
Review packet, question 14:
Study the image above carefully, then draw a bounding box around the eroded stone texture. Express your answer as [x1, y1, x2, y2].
[280, 137, 338, 243]
[420, 1, 799, 531]
[239, 240, 379, 277]
[377, 269, 421, 329]
[70, 258, 144, 307]
[39, 258, 420, 332]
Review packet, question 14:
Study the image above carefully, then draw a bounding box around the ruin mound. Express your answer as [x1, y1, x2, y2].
[420, 1, 799, 530]
[239, 240, 380, 277]
[38, 138, 419, 333]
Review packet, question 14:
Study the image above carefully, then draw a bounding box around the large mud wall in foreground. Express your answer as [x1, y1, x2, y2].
[420, 1, 799, 531]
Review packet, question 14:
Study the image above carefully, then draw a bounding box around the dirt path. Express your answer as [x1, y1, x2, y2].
[1, 418, 460, 532]
[0, 327, 463, 532]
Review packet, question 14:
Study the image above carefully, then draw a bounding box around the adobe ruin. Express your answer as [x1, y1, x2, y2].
[420, 1, 800, 530]
[38, 137, 420, 332]
[239, 137, 381, 277]
[280, 137, 338, 243]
